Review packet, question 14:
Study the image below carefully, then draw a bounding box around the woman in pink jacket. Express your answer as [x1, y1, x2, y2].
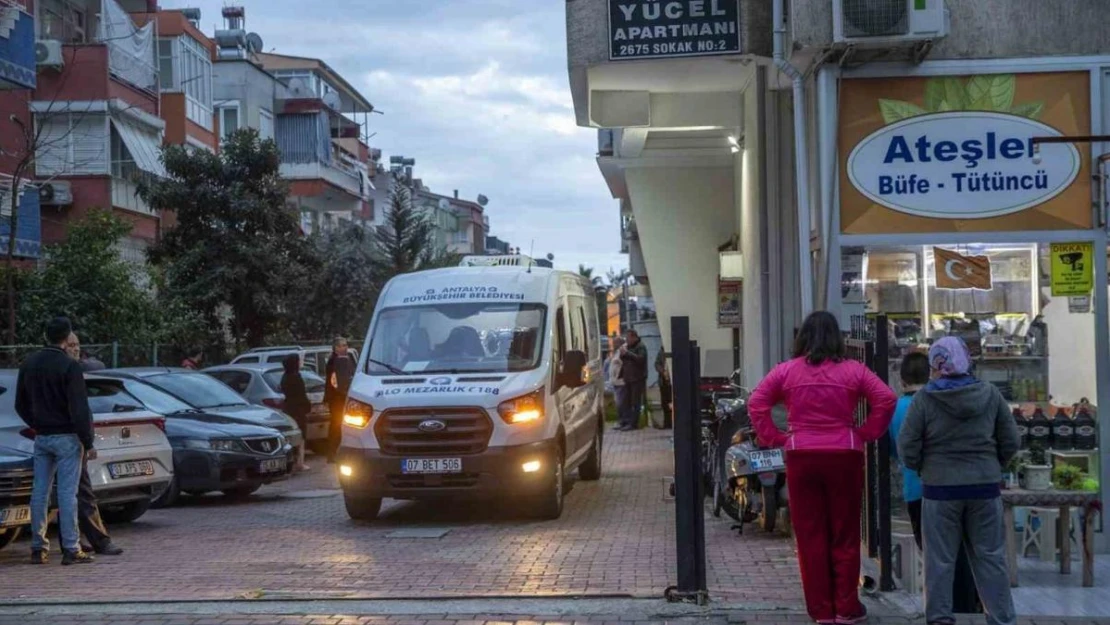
[748, 311, 896, 625]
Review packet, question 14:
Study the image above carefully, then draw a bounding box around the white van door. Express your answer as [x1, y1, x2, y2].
[554, 299, 594, 460]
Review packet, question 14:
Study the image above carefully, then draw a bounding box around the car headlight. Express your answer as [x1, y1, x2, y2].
[209, 439, 244, 452]
[177, 438, 209, 450]
[498, 387, 545, 424]
[343, 399, 373, 429]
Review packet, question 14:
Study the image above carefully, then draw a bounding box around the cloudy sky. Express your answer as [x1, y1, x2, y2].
[162, 0, 626, 276]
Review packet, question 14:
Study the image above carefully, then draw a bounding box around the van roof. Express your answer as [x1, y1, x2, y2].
[382, 265, 590, 304]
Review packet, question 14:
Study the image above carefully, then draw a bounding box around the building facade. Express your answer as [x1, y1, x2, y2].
[0, 0, 41, 261]
[566, 0, 1110, 552]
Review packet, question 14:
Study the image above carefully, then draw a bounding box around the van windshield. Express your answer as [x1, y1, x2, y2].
[366, 303, 546, 375]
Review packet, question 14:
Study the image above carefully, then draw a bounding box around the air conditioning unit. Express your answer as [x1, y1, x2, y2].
[35, 39, 64, 67]
[833, 0, 948, 46]
[39, 181, 73, 206]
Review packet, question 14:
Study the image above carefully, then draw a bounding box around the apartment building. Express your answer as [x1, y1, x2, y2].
[382, 156, 490, 256]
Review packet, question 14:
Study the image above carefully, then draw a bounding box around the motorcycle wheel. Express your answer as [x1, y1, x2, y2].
[760, 485, 779, 533]
[719, 485, 741, 522]
[712, 482, 722, 518]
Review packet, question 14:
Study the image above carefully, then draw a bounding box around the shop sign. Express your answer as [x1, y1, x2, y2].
[1049, 241, 1093, 296]
[1068, 295, 1091, 314]
[839, 72, 1092, 234]
[608, 0, 741, 61]
[717, 278, 741, 328]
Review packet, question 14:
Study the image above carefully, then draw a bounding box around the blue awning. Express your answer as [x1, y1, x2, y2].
[0, 187, 42, 259]
[0, 9, 36, 90]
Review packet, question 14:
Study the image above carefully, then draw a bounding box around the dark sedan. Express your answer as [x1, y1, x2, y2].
[115, 377, 295, 506]
[0, 441, 33, 551]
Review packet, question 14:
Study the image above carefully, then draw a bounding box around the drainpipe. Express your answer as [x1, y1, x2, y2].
[773, 0, 813, 318]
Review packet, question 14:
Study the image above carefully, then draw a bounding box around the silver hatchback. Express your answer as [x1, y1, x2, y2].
[204, 364, 329, 447]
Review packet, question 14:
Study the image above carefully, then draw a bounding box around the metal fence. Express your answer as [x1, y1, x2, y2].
[846, 314, 894, 592]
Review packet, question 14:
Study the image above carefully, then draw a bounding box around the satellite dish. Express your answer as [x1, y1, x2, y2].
[245, 32, 264, 54]
[476, 194, 489, 207]
[286, 77, 311, 98]
[546, 253, 554, 261]
[438, 198, 451, 210]
[322, 91, 343, 111]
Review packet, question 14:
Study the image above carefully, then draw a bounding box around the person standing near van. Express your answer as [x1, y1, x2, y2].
[655, 348, 672, 429]
[16, 317, 95, 565]
[608, 337, 626, 429]
[748, 311, 896, 625]
[897, 337, 1018, 625]
[325, 337, 357, 461]
[281, 353, 312, 472]
[618, 329, 647, 431]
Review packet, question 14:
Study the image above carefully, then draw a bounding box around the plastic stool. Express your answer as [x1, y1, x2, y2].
[1021, 508, 1058, 561]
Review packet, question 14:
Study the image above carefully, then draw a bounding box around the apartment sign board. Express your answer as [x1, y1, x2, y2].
[608, 1, 741, 61]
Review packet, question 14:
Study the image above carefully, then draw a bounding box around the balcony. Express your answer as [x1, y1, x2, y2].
[276, 111, 369, 214]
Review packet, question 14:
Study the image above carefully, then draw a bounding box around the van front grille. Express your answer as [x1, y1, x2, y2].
[374, 407, 493, 456]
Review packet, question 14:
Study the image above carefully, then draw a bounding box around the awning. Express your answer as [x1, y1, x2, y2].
[110, 115, 167, 178]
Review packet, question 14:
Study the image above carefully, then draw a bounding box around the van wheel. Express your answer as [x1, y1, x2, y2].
[344, 490, 383, 521]
[579, 428, 602, 481]
[101, 499, 151, 524]
[152, 477, 180, 509]
[534, 444, 565, 520]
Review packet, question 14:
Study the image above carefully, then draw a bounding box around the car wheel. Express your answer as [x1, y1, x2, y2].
[578, 426, 602, 481]
[343, 490, 383, 521]
[0, 526, 22, 551]
[152, 476, 181, 509]
[534, 444, 565, 520]
[222, 484, 262, 500]
[101, 499, 152, 524]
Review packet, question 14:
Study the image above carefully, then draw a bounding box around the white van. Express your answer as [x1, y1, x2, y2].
[337, 258, 605, 521]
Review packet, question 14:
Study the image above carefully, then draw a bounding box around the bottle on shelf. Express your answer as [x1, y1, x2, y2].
[1013, 407, 1029, 449]
[1073, 399, 1098, 451]
[1028, 407, 1052, 449]
[1051, 407, 1075, 451]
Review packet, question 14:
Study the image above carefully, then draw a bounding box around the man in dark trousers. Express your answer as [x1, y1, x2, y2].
[325, 337, 357, 461]
[16, 317, 95, 565]
[63, 333, 123, 555]
[618, 329, 648, 431]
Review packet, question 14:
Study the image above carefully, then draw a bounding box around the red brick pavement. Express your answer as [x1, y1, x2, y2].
[0, 429, 804, 606]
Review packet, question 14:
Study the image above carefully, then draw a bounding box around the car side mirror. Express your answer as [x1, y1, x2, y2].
[560, 350, 588, 389]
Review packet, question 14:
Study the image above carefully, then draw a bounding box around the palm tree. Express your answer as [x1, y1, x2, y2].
[578, 264, 603, 287]
[606, 268, 633, 289]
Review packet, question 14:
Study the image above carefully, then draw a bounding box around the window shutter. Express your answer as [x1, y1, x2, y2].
[33, 114, 72, 176]
[71, 114, 109, 175]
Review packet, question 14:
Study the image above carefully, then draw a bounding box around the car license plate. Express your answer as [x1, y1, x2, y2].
[0, 505, 30, 527]
[402, 458, 462, 474]
[108, 460, 155, 479]
[260, 458, 287, 474]
[749, 449, 785, 471]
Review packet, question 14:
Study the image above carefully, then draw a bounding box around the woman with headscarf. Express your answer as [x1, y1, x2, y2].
[748, 311, 897, 625]
[280, 353, 311, 472]
[897, 336, 1019, 625]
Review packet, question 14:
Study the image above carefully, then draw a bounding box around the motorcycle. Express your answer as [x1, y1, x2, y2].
[698, 380, 736, 492]
[723, 425, 788, 533]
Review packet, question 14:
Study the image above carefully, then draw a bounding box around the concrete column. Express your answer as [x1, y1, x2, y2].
[625, 166, 736, 376]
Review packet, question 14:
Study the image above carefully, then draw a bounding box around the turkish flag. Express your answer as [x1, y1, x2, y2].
[934, 247, 993, 291]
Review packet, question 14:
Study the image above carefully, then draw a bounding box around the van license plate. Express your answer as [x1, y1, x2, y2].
[0, 505, 30, 527]
[748, 449, 785, 471]
[108, 460, 155, 479]
[402, 458, 462, 474]
[260, 458, 287, 474]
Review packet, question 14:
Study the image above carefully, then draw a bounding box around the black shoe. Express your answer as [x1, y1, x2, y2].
[30, 550, 47, 565]
[80, 543, 93, 553]
[94, 542, 123, 556]
[61, 550, 95, 565]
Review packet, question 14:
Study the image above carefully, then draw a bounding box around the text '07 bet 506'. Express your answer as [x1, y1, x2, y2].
[335, 258, 606, 522]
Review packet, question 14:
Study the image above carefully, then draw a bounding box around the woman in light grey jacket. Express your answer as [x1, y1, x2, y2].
[897, 336, 1019, 625]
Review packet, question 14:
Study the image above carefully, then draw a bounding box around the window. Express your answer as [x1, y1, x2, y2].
[259, 109, 274, 140]
[157, 39, 176, 90]
[40, 0, 85, 42]
[555, 306, 567, 360]
[159, 36, 212, 129]
[217, 102, 240, 138]
[34, 113, 109, 177]
[577, 304, 591, 357]
[110, 124, 136, 179]
[209, 371, 252, 394]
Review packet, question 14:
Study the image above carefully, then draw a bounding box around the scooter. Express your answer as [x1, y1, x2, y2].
[723, 427, 788, 533]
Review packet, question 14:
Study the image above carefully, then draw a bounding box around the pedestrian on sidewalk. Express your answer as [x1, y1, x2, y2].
[655, 347, 672, 429]
[748, 310, 896, 625]
[608, 336, 626, 430]
[63, 333, 124, 556]
[888, 350, 980, 614]
[16, 317, 96, 565]
[325, 337, 357, 461]
[281, 353, 312, 472]
[617, 329, 647, 431]
[897, 336, 1018, 625]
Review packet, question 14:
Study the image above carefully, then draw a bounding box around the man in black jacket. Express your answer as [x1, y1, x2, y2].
[325, 337, 357, 461]
[16, 317, 95, 565]
[618, 329, 648, 431]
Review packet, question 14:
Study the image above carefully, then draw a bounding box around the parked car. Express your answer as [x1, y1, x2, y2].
[106, 377, 295, 506]
[0, 372, 175, 525]
[204, 364, 329, 448]
[0, 438, 33, 551]
[230, 345, 360, 375]
[99, 369, 303, 454]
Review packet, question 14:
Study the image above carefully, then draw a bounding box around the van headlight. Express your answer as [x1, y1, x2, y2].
[498, 387, 544, 424]
[343, 399, 373, 429]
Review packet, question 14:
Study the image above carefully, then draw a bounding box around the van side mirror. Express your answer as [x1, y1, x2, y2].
[560, 350, 588, 389]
